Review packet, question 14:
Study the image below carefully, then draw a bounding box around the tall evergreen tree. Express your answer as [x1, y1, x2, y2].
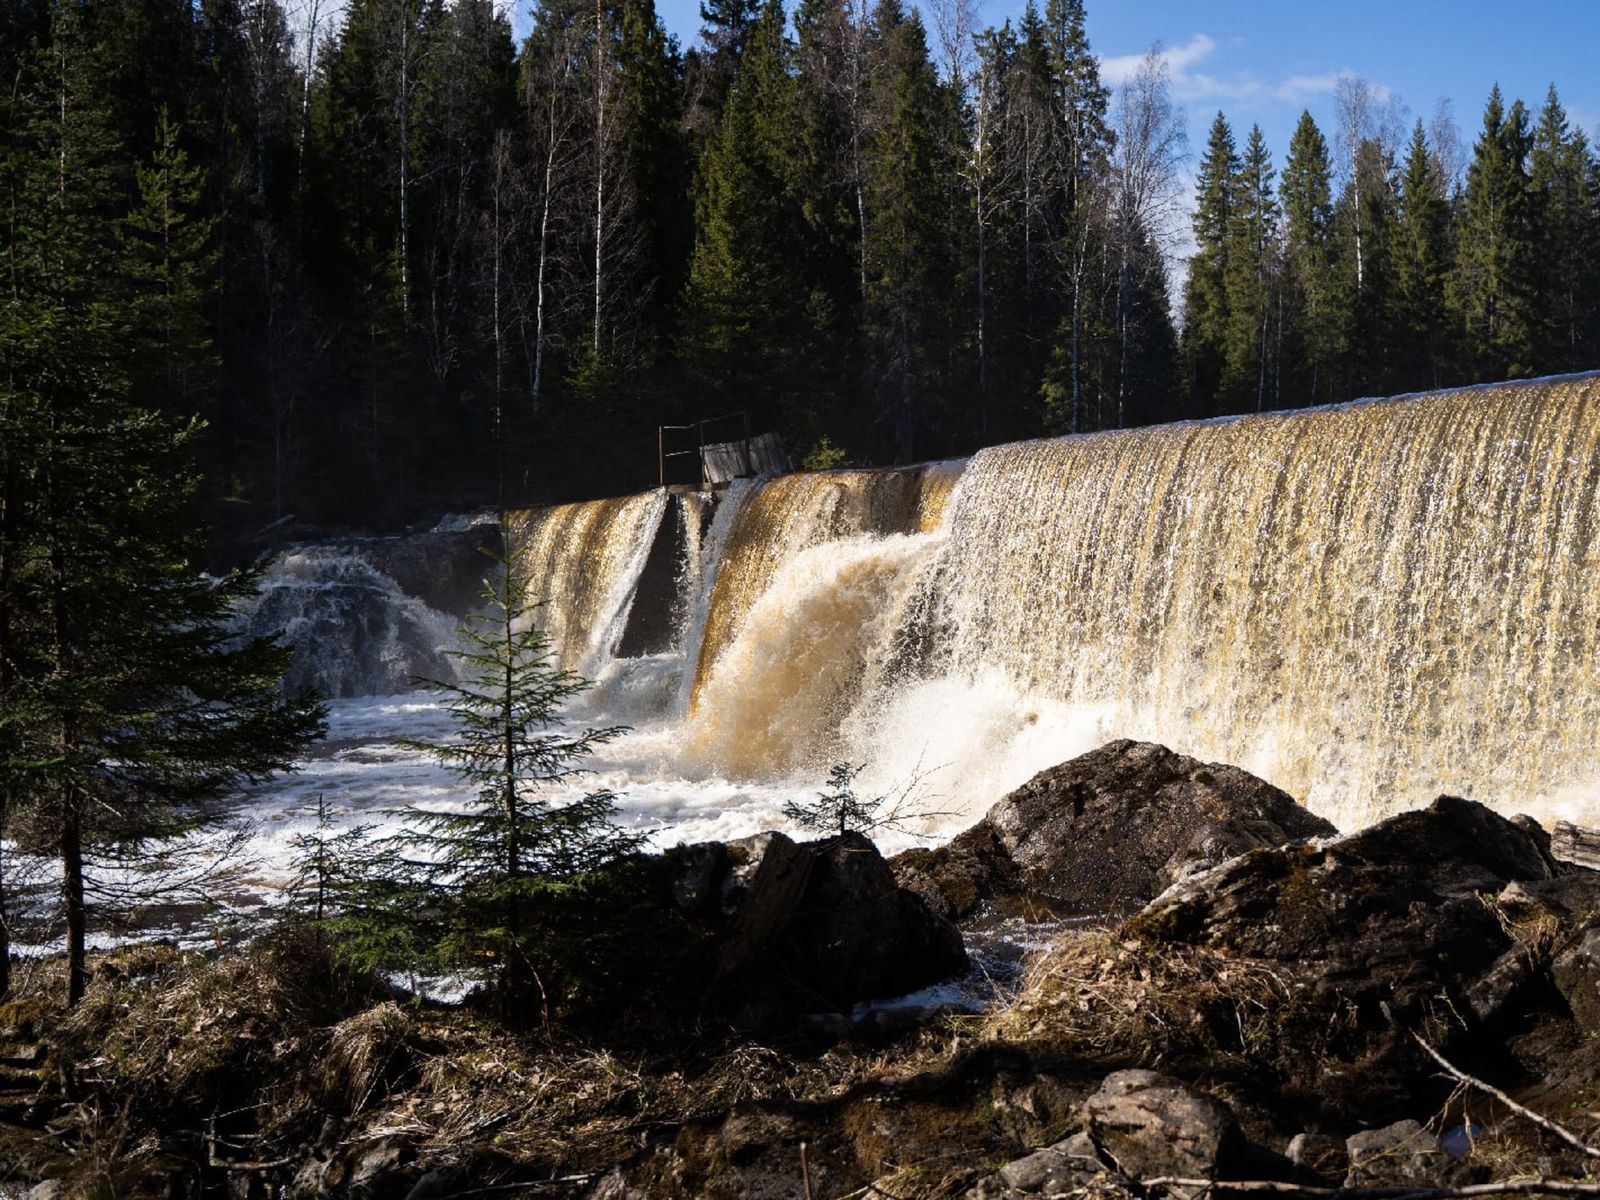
[1281, 110, 1340, 406]
[1181, 111, 1238, 413]
[1392, 119, 1452, 390]
[683, 0, 802, 425]
[863, 0, 950, 460]
[351, 542, 642, 1011]
[1530, 85, 1596, 371]
[1220, 125, 1281, 413]
[1337, 135, 1398, 395]
[1452, 85, 1539, 380]
[121, 105, 219, 416]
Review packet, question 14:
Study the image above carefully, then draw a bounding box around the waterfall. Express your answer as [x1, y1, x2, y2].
[685, 531, 945, 776]
[690, 463, 966, 703]
[505, 490, 669, 676]
[237, 547, 467, 698]
[266, 374, 1600, 833]
[930, 375, 1600, 827]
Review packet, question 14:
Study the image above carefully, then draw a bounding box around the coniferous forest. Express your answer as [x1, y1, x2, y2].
[3, 0, 1600, 528]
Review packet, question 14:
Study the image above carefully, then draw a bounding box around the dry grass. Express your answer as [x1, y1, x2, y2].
[983, 925, 1309, 1065]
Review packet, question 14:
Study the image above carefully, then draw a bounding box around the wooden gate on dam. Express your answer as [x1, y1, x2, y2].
[658, 412, 790, 489]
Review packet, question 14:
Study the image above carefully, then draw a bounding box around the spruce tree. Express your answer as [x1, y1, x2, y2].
[864, 0, 950, 460]
[1452, 85, 1539, 380]
[1338, 136, 1398, 395]
[121, 105, 218, 415]
[352, 541, 644, 1009]
[684, 0, 802, 427]
[1, 300, 325, 1005]
[1530, 86, 1596, 371]
[1281, 110, 1340, 406]
[1393, 119, 1452, 390]
[1221, 124, 1280, 413]
[1181, 112, 1238, 413]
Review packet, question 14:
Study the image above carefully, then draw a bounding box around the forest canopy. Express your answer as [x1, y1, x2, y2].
[2, 0, 1597, 530]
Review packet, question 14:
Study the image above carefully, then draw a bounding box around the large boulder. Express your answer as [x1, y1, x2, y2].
[662, 830, 967, 1029]
[1129, 795, 1559, 1020]
[894, 741, 1336, 920]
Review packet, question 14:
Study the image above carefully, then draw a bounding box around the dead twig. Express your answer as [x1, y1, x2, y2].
[1142, 1178, 1600, 1199]
[441, 1177, 600, 1197]
[1411, 1032, 1600, 1161]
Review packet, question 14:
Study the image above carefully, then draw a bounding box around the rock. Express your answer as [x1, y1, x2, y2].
[893, 824, 1022, 921]
[1553, 822, 1600, 872]
[26, 1182, 65, 1200]
[893, 741, 1335, 919]
[348, 1134, 412, 1191]
[1552, 926, 1600, 1028]
[1131, 796, 1559, 1020]
[667, 841, 726, 917]
[965, 1132, 1104, 1198]
[1082, 1069, 1245, 1186]
[786, 833, 967, 1009]
[662, 830, 966, 1030]
[1285, 1132, 1347, 1182]
[1344, 1120, 1470, 1188]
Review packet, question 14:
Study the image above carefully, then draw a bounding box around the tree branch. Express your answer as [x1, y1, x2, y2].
[1411, 1032, 1600, 1161]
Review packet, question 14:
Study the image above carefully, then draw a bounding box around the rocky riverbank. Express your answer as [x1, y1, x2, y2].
[5, 741, 1600, 1199]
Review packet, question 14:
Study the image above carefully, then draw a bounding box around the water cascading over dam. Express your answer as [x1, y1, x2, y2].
[504, 490, 669, 675]
[498, 374, 1600, 831]
[930, 375, 1600, 828]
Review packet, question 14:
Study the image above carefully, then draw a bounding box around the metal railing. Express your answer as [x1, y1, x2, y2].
[658, 410, 754, 489]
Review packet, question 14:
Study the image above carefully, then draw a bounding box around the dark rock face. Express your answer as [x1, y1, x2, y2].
[1129, 795, 1557, 1020]
[894, 740, 1336, 920]
[662, 830, 967, 1029]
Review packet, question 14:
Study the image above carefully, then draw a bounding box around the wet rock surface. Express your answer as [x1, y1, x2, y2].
[893, 740, 1336, 920]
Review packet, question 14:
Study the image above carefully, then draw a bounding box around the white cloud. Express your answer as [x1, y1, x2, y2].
[1100, 34, 1365, 110]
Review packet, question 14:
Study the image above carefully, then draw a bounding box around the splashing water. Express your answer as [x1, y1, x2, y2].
[236, 375, 1600, 891]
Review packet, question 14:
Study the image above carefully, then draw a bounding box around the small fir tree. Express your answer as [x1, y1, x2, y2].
[350, 538, 644, 1007]
[784, 760, 948, 837]
[284, 793, 379, 925]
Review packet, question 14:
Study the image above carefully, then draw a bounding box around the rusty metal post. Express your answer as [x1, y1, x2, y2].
[658, 425, 666, 489]
[741, 410, 753, 477]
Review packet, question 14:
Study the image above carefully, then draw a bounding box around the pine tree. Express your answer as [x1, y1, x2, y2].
[353, 540, 643, 1009]
[1221, 123, 1280, 413]
[1181, 111, 1238, 413]
[1530, 85, 1596, 371]
[683, 0, 801, 425]
[691, 0, 761, 129]
[1, 300, 326, 1005]
[1393, 119, 1452, 390]
[1281, 110, 1341, 406]
[121, 105, 219, 415]
[618, 0, 691, 332]
[1338, 135, 1398, 395]
[1452, 85, 1539, 381]
[863, 0, 950, 460]
[0, 7, 324, 1005]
